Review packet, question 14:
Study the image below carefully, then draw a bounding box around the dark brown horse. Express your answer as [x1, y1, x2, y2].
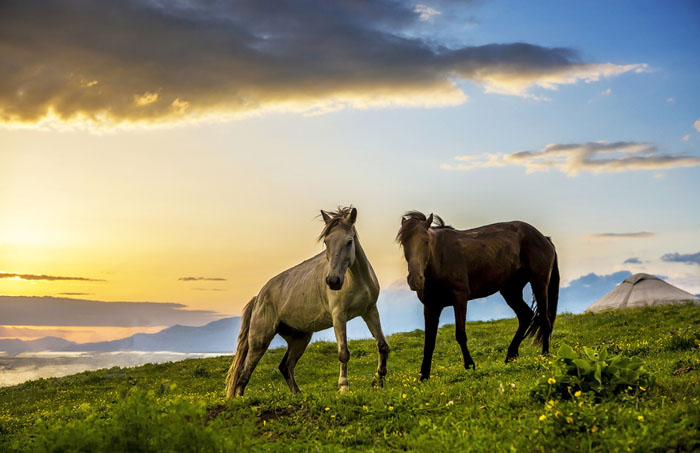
[397, 211, 559, 380]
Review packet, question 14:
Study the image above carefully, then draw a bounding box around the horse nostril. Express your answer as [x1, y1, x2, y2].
[326, 276, 341, 288]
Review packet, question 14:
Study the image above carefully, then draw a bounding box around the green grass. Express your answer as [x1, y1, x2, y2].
[2, 304, 699, 452]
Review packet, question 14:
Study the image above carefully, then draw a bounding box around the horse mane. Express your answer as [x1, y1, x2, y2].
[318, 206, 356, 241]
[396, 210, 452, 245]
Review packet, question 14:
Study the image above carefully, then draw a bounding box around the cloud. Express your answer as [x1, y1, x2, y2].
[178, 276, 227, 281]
[683, 134, 691, 142]
[695, 119, 700, 133]
[414, 4, 441, 21]
[592, 231, 655, 238]
[667, 98, 675, 103]
[0, 295, 226, 327]
[0, 272, 104, 282]
[56, 292, 93, 296]
[623, 257, 642, 264]
[661, 252, 700, 266]
[442, 141, 700, 176]
[602, 88, 611, 95]
[191, 288, 225, 291]
[0, 0, 647, 128]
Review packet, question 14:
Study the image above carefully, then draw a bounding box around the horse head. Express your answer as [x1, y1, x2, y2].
[319, 207, 358, 290]
[397, 211, 436, 293]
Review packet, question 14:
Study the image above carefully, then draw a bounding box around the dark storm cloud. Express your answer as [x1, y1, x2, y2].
[661, 252, 700, 266]
[0, 295, 226, 326]
[0, 272, 105, 282]
[623, 257, 642, 264]
[0, 0, 646, 127]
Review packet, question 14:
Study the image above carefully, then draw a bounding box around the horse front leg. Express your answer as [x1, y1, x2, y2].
[332, 313, 350, 393]
[361, 304, 390, 387]
[454, 300, 475, 370]
[420, 305, 442, 381]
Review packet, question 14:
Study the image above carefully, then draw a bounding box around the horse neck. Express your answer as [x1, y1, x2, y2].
[349, 235, 377, 289]
[426, 229, 442, 278]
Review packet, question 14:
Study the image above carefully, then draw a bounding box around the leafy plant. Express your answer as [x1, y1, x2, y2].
[532, 343, 654, 401]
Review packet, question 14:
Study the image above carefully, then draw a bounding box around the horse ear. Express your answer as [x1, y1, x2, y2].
[321, 210, 332, 224]
[401, 216, 407, 225]
[424, 213, 434, 227]
[347, 207, 357, 224]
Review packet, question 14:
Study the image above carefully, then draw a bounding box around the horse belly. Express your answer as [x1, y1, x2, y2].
[277, 296, 333, 333]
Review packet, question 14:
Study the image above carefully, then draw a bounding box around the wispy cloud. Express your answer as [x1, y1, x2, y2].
[0, 0, 647, 128]
[695, 119, 700, 133]
[592, 231, 655, 238]
[56, 292, 93, 296]
[441, 141, 700, 176]
[191, 288, 225, 292]
[178, 277, 227, 282]
[661, 252, 700, 266]
[0, 272, 104, 282]
[683, 134, 691, 142]
[623, 257, 642, 264]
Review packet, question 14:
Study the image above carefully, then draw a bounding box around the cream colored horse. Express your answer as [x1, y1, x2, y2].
[226, 207, 389, 397]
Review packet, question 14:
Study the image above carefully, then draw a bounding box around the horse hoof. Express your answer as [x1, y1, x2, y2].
[371, 376, 385, 388]
[339, 385, 350, 394]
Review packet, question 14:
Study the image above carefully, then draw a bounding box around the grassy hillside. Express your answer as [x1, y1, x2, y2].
[1, 304, 699, 452]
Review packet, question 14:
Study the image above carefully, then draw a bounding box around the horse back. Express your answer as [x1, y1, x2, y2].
[429, 221, 554, 298]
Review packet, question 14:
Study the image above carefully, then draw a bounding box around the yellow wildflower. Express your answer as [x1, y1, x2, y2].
[566, 416, 573, 424]
[362, 405, 368, 411]
[402, 393, 407, 399]
[547, 378, 556, 385]
[388, 406, 394, 412]
[638, 415, 644, 422]
[324, 407, 330, 412]
[574, 390, 582, 397]
[539, 415, 546, 421]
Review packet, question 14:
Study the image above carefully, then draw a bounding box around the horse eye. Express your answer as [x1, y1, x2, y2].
[346, 240, 353, 246]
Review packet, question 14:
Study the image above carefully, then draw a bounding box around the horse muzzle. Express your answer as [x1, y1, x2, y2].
[326, 275, 344, 291]
[407, 274, 425, 292]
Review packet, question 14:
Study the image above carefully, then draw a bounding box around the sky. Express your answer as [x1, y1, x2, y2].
[1, 0, 699, 343]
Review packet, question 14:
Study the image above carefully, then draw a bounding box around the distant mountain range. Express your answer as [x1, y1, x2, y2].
[1, 270, 659, 356]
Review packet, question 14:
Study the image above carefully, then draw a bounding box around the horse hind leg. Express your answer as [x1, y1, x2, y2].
[234, 321, 276, 396]
[279, 332, 312, 393]
[501, 284, 534, 363]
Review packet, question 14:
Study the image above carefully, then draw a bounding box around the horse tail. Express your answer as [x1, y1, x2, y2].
[526, 238, 559, 346]
[546, 249, 560, 340]
[226, 297, 256, 398]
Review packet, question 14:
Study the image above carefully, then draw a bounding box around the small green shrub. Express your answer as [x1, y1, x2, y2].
[667, 330, 700, 351]
[532, 343, 654, 401]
